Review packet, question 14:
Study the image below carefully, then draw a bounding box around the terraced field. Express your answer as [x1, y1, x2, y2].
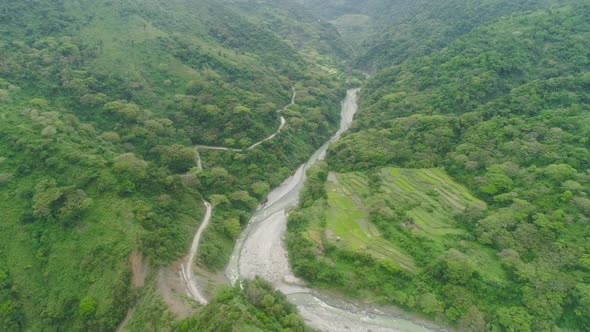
[382, 168, 485, 237]
[318, 167, 489, 274]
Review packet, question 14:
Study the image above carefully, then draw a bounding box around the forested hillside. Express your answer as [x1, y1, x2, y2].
[303, 0, 567, 71]
[124, 278, 311, 332]
[356, 0, 561, 70]
[300, 0, 416, 52]
[0, 0, 349, 330]
[3, 0, 590, 330]
[289, 1, 590, 330]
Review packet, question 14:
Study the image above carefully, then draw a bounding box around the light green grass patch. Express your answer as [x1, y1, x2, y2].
[428, 168, 485, 206]
[457, 241, 507, 283]
[319, 168, 489, 272]
[324, 174, 417, 271]
[326, 181, 369, 250]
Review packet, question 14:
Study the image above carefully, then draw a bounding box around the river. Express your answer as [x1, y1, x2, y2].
[224, 89, 445, 332]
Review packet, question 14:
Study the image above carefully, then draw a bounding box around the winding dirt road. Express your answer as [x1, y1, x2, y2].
[196, 87, 295, 152]
[180, 201, 212, 305]
[180, 86, 296, 304]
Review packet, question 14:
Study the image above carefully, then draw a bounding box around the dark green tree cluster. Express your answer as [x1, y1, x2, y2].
[356, 0, 562, 70]
[176, 278, 312, 332]
[0, 268, 23, 330]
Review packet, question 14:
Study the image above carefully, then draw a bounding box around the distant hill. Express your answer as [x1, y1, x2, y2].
[301, 0, 563, 71]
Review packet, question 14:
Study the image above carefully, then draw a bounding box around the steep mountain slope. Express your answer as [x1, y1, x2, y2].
[356, 0, 562, 70]
[302, 0, 565, 70]
[0, 0, 349, 330]
[300, 0, 416, 52]
[289, 2, 590, 331]
[224, 0, 353, 67]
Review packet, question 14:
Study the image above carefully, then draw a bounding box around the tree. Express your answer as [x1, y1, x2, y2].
[496, 307, 532, 332]
[455, 203, 486, 230]
[41, 125, 57, 137]
[458, 306, 486, 332]
[210, 194, 230, 207]
[579, 255, 590, 271]
[58, 42, 79, 57]
[59, 189, 93, 224]
[98, 131, 120, 142]
[230, 191, 257, 210]
[573, 283, 590, 329]
[542, 164, 577, 183]
[0, 269, 22, 330]
[32, 179, 66, 220]
[113, 153, 148, 180]
[0, 173, 14, 185]
[418, 293, 443, 315]
[224, 218, 241, 239]
[103, 100, 142, 122]
[251, 181, 270, 199]
[430, 249, 478, 285]
[80, 93, 107, 108]
[152, 145, 196, 173]
[475, 210, 517, 247]
[480, 169, 513, 196]
[30, 98, 49, 108]
[79, 296, 97, 318]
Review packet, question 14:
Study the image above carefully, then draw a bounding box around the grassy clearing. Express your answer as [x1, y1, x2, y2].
[379, 168, 485, 239]
[316, 168, 503, 279]
[325, 182, 369, 249]
[288, 165, 510, 312]
[324, 171, 419, 271]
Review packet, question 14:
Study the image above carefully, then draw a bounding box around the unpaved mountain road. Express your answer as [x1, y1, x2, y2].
[196, 87, 295, 153]
[180, 87, 296, 304]
[180, 201, 212, 304]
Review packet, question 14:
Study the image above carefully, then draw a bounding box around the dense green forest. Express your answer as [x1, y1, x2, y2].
[303, 0, 571, 70]
[356, 0, 562, 70]
[288, 1, 590, 331]
[123, 277, 311, 332]
[0, 0, 349, 330]
[297, 0, 413, 50]
[2, 0, 590, 330]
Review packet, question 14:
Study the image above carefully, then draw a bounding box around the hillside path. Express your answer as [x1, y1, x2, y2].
[180, 86, 296, 304]
[196, 87, 296, 152]
[180, 201, 212, 304]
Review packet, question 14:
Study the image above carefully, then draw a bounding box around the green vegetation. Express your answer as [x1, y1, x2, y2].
[0, 0, 349, 329]
[0, 267, 23, 330]
[289, 166, 499, 315]
[3, 0, 590, 330]
[176, 278, 311, 332]
[289, 1, 590, 331]
[301, 0, 415, 52]
[121, 275, 309, 332]
[304, 0, 581, 71]
[356, 0, 561, 70]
